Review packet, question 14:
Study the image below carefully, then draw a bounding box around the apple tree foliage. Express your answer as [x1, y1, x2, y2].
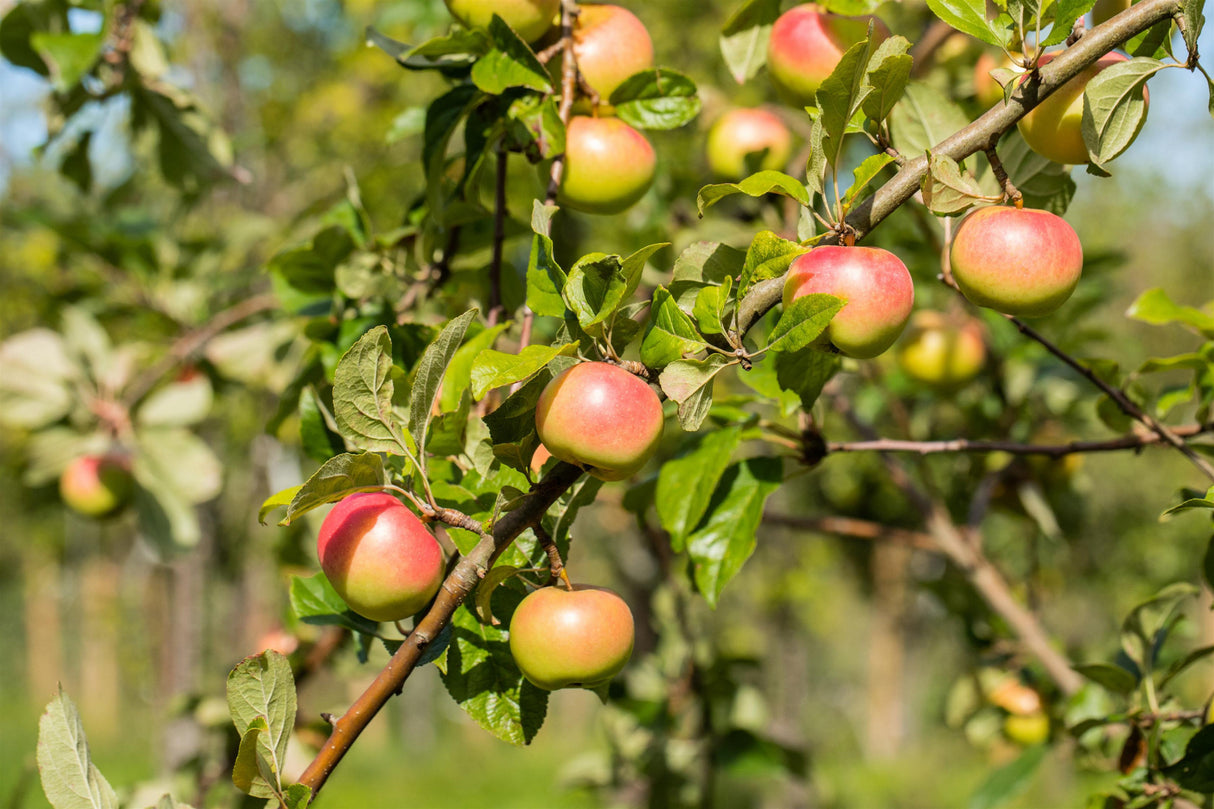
[2, 0, 1213, 806]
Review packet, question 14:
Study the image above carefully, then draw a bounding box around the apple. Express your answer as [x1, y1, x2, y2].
[1018, 52, 1146, 165]
[1092, 0, 1131, 26]
[530, 444, 552, 476]
[987, 677, 1043, 716]
[558, 116, 656, 215]
[782, 246, 915, 359]
[950, 205, 1083, 317]
[767, 3, 891, 106]
[570, 4, 654, 102]
[60, 454, 135, 518]
[973, 51, 1023, 108]
[705, 107, 794, 178]
[895, 311, 986, 389]
[1003, 712, 1050, 745]
[443, 0, 559, 42]
[509, 584, 635, 690]
[316, 492, 445, 623]
[535, 361, 664, 481]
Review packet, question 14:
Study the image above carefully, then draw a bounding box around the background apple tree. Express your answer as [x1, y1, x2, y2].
[2, 0, 1213, 806]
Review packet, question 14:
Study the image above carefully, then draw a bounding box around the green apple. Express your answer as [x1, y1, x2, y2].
[783, 245, 915, 359]
[509, 584, 635, 690]
[896, 311, 986, 389]
[558, 116, 656, 215]
[1018, 52, 1145, 165]
[706, 107, 793, 178]
[950, 205, 1083, 317]
[535, 361, 664, 481]
[767, 3, 890, 106]
[1003, 712, 1050, 745]
[443, 0, 559, 42]
[59, 454, 135, 518]
[316, 492, 445, 622]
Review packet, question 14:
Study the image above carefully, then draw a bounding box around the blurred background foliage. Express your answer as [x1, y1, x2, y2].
[0, 0, 1212, 807]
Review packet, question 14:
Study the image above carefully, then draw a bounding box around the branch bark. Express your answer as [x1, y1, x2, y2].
[827, 423, 1212, 457]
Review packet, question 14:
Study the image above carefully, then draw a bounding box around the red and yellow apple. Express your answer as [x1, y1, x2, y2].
[706, 107, 793, 178]
[895, 311, 986, 389]
[509, 584, 635, 690]
[973, 51, 1023, 108]
[60, 453, 135, 518]
[535, 361, 664, 481]
[558, 116, 656, 214]
[570, 4, 653, 101]
[1003, 711, 1051, 745]
[316, 492, 445, 622]
[530, 444, 552, 476]
[1018, 52, 1145, 165]
[767, 3, 891, 106]
[950, 205, 1083, 317]
[783, 246, 915, 359]
[443, 0, 559, 42]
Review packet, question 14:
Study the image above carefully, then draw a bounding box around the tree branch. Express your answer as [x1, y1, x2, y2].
[297, 462, 584, 797]
[736, 0, 1183, 335]
[828, 423, 1212, 457]
[544, 0, 581, 206]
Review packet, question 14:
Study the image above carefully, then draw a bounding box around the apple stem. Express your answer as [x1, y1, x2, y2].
[983, 146, 1023, 208]
[534, 522, 572, 589]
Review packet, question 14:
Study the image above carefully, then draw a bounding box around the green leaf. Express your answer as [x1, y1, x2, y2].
[333, 326, 410, 454]
[283, 784, 312, 809]
[1159, 643, 1214, 689]
[0, 329, 79, 429]
[470, 16, 552, 94]
[410, 309, 478, 458]
[474, 565, 523, 626]
[36, 687, 119, 809]
[967, 745, 1047, 809]
[921, 153, 992, 215]
[774, 348, 841, 409]
[719, 0, 781, 83]
[844, 153, 896, 209]
[437, 600, 549, 745]
[641, 287, 708, 368]
[861, 37, 914, 123]
[621, 242, 669, 301]
[471, 343, 576, 400]
[1180, 0, 1205, 56]
[1164, 724, 1214, 792]
[442, 324, 511, 410]
[1125, 18, 1173, 58]
[299, 387, 345, 463]
[1072, 662, 1139, 694]
[657, 426, 744, 551]
[526, 201, 567, 317]
[739, 231, 809, 298]
[232, 717, 269, 794]
[134, 428, 222, 504]
[226, 651, 296, 799]
[1082, 58, 1166, 165]
[1039, 0, 1093, 46]
[1126, 287, 1214, 338]
[659, 355, 736, 431]
[990, 130, 1076, 215]
[693, 276, 733, 335]
[290, 572, 381, 635]
[1120, 582, 1200, 672]
[768, 294, 845, 354]
[890, 81, 973, 157]
[610, 68, 701, 130]
[282, 452, 386, 525]
[686, 457, 784, 606]
[1161, 485, 1214, 518]
[925, 0, 1008, 44]
[697, 170, 810, 216]
[30, 30, 104, 92]
[136, 375, 214, 428]
[259, 486, 302, 525]
[562, 253, 628, 337]
[366, 25, 488, 71]
[818, 35, 881, 171]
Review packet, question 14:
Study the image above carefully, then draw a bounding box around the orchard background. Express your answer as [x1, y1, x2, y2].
[1, 0, 1213, 806]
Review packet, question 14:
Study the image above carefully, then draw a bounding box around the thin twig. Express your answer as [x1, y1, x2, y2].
[765, 513, 939, 553]
[544, 0, 581, 205]
[827, 423, 1212, 457]
[533, 522, 573, 589]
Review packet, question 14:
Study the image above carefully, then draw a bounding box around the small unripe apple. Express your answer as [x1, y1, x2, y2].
[443, 0, 559, 42]
[558, 116, 656, 215]
[60, 454, 135, 518]
[570, 4, 654, 102]
[1092, 0, 1131, 26]
[950, 205, 1083, 317]
[895, 311, 986, 389]
[782, 246, 915, 359]
[316, 492, 445, 623]
[1018, 52, 1146, 165]
[705, 107, 793, 178]
[1003, 711, 1050, 745]
[535, 361, 664, 481]
[767, 3, 891, 106]
[509, 584, 635, 690]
